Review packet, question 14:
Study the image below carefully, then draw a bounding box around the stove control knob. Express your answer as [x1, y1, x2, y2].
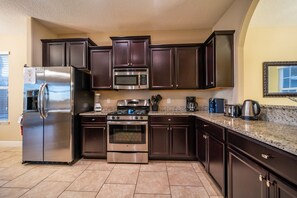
[135, 116, 138, 120]
[116, 116, 120, 120]
[140, 116, 143, 120]
[112, 116, 115, 120]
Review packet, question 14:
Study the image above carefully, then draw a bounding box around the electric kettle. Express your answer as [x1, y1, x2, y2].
[241, 99, 261, 120]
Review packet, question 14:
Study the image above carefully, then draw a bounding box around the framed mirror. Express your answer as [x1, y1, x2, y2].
[263, 61, 297, 97]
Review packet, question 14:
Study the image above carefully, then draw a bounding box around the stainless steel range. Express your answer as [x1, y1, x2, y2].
[107, 99, 149, 163]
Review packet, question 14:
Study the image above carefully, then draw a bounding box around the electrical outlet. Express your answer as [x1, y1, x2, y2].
[167, 98, 171, 104]
[107, 98, 111, 104]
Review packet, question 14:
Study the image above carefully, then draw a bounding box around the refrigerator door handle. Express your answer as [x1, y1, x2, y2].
[37, 83, 45, 119]
[40, 83, 48, 119]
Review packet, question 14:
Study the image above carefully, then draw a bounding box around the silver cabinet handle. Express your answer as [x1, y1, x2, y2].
[167, 127, 170, 131]
[210, 81, 214, 85]
[168, 118, 171, 121]
[203, 124, 208, 127]
[176, 84, 179, 88]
[203, 135, 208, 139]
[266, 180, 273, 187]
[259, 175, 265, 182]
[91, 118, 96, 121]
[261, 154, 270, 160]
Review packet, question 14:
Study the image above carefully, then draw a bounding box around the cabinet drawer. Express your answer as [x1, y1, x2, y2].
[227, 130, 297, 185]
[81, 116, 106, 124]
[197, 118, 225, 141]
[150, 116, 189, 125]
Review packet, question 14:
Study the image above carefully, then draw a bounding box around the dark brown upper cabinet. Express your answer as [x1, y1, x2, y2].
[203, 31, 234, 88]
[150, 44, 201, 89]
[89, 46, 112, 90]
[41, 38, 96, 70]
[110, 36, 150, 68]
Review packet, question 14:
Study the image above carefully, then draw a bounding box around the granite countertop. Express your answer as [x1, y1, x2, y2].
[80, 110, 297, 156]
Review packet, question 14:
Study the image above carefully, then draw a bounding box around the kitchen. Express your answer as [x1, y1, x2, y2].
[0, 0, 297, 197]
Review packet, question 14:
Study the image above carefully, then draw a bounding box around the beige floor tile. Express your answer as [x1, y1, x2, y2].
[166, 166, 194, 172]
[196, 172, 218, 196]
[59, 191, 97, 198]
[0, 156, 22, 168]
[134, 194, 171, 198]
[140, 162, 166, 172]
[166, 162, 193, 168]
[75, 158, 97, 165]
[171, 186, 209, 198]
[45, 164, 88, 182]
[67, 170, 110, 191]
[87, 161, 115, 171]
[0, 164, 36, 180]
[135, 171, 170, 194]
[21, 181, 70, 198]
[168, 169, 202, 186]
[106, 168, 139, 184]
[0, 187, 29, 198]
[192, 162, 203, 173]
[0, 152, 20, 161]
[96, 184, 135, 198]
[113, 164, 140, 170]
[0, 179, 8, 186]
[210, 196, 224, 198]
[3, 167, 57, 188]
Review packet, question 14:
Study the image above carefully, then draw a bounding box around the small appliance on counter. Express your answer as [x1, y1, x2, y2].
[209, 98, 226, 113]
[186, 96, 198, 112]
[241, 99, 261, 120]
[94, 93, 102, 112]
[224, 104, 242, 118]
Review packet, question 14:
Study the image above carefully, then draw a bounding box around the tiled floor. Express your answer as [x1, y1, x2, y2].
[0, 142, 223, 198]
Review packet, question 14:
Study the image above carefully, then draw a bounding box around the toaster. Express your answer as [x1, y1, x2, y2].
[224, 104, 242, 118]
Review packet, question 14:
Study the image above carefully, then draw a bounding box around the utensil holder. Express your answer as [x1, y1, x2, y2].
[152, 104, 159, 111]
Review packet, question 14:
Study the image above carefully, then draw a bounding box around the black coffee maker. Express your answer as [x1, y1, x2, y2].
[186, 96, 198, 112]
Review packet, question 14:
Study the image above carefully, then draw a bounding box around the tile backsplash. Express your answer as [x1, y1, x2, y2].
[259, 105, 297, 126]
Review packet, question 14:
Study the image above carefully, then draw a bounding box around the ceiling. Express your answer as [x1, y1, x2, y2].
[0, 0, 235, 34]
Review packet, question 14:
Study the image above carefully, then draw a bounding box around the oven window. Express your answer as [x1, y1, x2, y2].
[115, 75, 138, 85]
[109, 124, 146, 144]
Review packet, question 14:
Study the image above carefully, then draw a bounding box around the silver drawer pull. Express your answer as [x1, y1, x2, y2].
[91, 118, 96, 121]
[259, 175, 265, 182]
[261, 154, 270, 160]
[266, 180, 274, 187]
[203, 135, 208, 139]
[203, 124, 208, 127]
[168, 118, 171, 121]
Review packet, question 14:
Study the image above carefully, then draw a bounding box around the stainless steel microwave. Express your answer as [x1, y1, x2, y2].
[113, 68, 149, 90]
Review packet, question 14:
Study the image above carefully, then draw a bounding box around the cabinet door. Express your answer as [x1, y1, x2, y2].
[113, 40, 130, 67]
[82, 125, 107, 158]
[175, 47, 199, 89]
[90, 49, 112, 89]
[208, 135, 225, 194]
[45, 42, 65, 66]
[197, 128, 207, 168]
[171, 125, 188, 157]
[130, 39, 148, 67]
[150, 48, 174, 89]
[205, 38, 215, 88]
[269, 174, 297, 198]
[149, 125, 170, 158]
[67, 41, 87, 69]
[228, 149, 267, 198]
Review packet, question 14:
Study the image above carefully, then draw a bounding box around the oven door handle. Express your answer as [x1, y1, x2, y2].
[107, 121, 148, 125]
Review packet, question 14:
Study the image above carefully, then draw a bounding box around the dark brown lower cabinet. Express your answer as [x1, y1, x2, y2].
[228, 148, 297, 198]
[228, 148, 267, 198]
[149, 116, 195, 160]
[81, 116, 107, 158]
[196, 118, 226, 196]
[227, 130, 297, 198]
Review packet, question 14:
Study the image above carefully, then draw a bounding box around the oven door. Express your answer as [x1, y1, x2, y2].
[107, 121, 148, 152]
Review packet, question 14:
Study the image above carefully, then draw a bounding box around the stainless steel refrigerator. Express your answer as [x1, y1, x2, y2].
[22, 66, 93, 164]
